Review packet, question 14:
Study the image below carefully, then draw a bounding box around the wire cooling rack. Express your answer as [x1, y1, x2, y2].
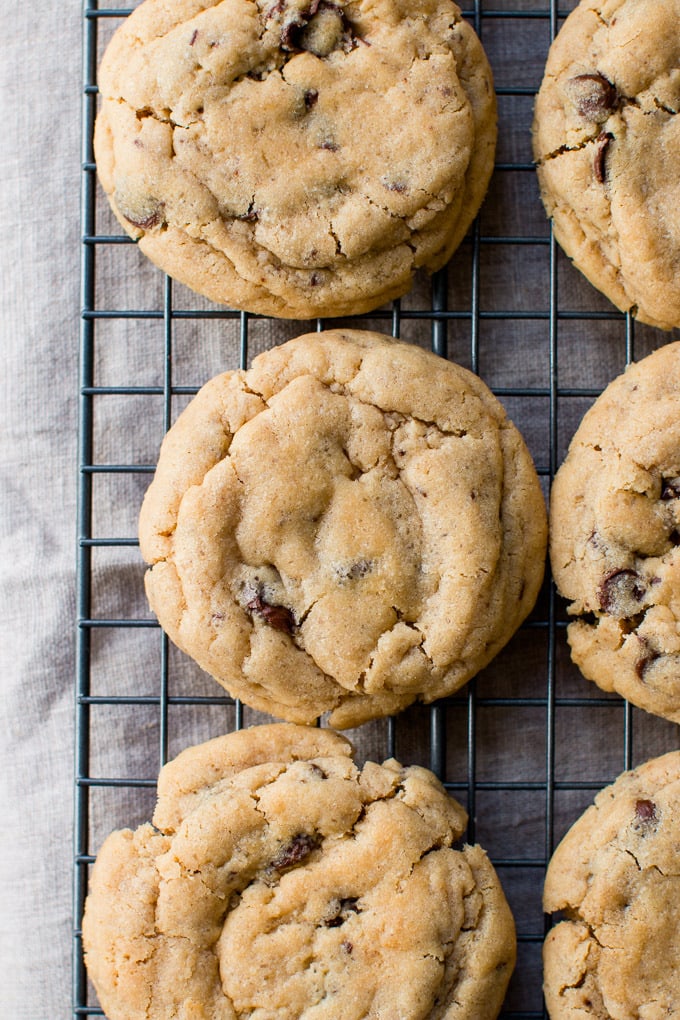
[75, 2, 680, 1017]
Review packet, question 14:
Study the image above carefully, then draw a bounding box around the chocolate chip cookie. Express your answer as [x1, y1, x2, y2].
[533, 0, 680, 329]
[543, 751, 680, 1018]
[139, 329, 547, 727]
[550, 342, 680, 722]
[83, 723, 516, 1020]
[94, 0, 497, 319]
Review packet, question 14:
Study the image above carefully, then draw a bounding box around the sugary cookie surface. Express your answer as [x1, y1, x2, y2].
[83, 723, 516, 1019]
[532, 0, 680, 329]
[543, 751, 680, 1018]
[94, 0, 496, 318]
[550, 342, 680, 722]
[139, 330, 547, 727]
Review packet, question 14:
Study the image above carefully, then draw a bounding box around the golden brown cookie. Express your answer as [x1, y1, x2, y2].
[94, 0, 497, 319]
[533, 0, 680, 329]
[83, 723, 516, 1020]
[543, 751, 680, 1018]
[550, 342, 680, 723]
[139, 329, 547, 727]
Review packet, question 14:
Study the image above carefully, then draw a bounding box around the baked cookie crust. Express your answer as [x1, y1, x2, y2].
[550, 342, 680, 723]
[533, 0, 680, 329]
[139, 329, 547, 727]
[543, 751, 680, 1018]
[94, 0, 497, 319]
[83, 723, 516, 1020]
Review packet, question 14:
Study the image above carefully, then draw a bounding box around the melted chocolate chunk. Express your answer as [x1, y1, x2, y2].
[661, 476, 680, 500]
[271, 833, 320, 870]
[634, 798, 657, 823]
[118, 199, 165, 231]
[597, 568, 646, 616]
[279, 0, 354, 55]
[567, 73, 618, 120]
[635, 639, 660, 680]
[280, 17, 302, 50]
[246, 593, 295, 633]
[593, 132, 613, 184]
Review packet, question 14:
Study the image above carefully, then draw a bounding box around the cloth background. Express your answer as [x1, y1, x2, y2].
[2, 2, 679, 1018]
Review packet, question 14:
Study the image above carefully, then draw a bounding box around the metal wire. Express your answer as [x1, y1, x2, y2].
[75, 2, 676, 1017]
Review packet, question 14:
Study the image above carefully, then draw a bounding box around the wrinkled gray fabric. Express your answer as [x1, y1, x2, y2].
[1, 3, 80, 1017]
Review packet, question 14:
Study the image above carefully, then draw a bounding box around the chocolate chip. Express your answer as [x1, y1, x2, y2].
[567, 73, 618, 120]
[271, 833, 319, 870]
[320, 139, 339, 151]
[635, 638, 660, 680]
[597, 568, 646, 616]
[279, 1, 354, 55]
[189, 29, 198, 46]
[281, 17, 303, 50]
[593, 132, 613, 184]
[661, 476, 680, 499]
[298, 4, 345, 56]
[341, 940, 353, 953]
[304, 88, 319, 110]
[117, 199, 165, 231]
[384, 180, 407, 194]
[634, 798, 657, 823]
[246, 593, 295, 633]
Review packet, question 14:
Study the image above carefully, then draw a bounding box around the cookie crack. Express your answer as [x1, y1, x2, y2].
[328, 220, 343, 256]
[653, 96, 678, 116]
[537, 134, 600, 166]
[296, 593, 321, 628]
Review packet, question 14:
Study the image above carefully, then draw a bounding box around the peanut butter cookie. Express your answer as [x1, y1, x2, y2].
[544, 751, 680, 1017]
[94, 0, 496, 318]
[139, 329, 547, 727]
[83, 723, 516, 1020]
[550, 342, 680, 722]
[533, 0, 680, 329]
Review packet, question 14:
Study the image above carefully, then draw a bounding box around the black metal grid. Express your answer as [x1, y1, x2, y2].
[75, 2, 680, 1017]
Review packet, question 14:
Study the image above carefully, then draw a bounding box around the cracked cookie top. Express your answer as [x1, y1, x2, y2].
[550, 342, 680, 723]
[138, 329, 547, 728]
[94, 0, 496, 319]
[543, 751, 680, 1018]
[82, 723, 516, 1020]
[532, 0, 680, 329]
